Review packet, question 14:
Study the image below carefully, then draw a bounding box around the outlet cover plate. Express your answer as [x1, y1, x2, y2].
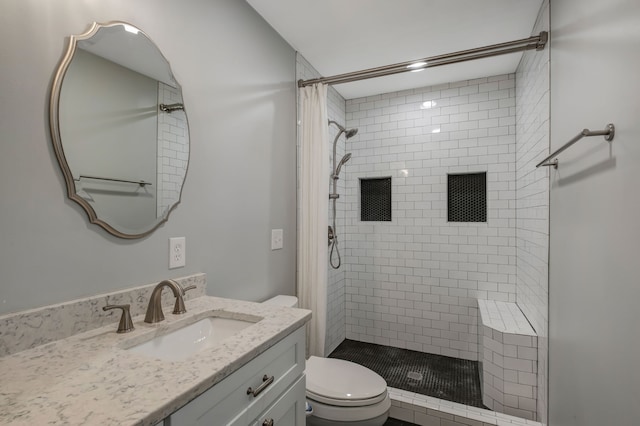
[271, 229, 283, 250]
[169, 237, 186, 269]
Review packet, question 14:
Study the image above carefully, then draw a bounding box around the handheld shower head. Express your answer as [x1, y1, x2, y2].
[334, 153, 352, 177]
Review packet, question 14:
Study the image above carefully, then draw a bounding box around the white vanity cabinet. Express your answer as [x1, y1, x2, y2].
[167, 326, 306, 426]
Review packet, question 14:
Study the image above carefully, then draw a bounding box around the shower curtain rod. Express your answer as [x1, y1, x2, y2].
[298, 31, 548, 88]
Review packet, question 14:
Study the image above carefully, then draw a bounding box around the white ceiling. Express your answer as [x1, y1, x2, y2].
[246, 0, 543, 99]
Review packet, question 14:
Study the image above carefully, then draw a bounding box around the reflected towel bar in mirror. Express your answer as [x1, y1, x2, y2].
[536, 123, 615, 169]
[159, 103, 184, 113]
[74, 175, 152, 187]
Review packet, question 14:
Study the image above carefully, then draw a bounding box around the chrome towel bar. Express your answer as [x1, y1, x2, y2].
[536, 123, 615, 169]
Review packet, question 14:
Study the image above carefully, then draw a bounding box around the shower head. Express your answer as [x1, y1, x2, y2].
[334, 153, 352, 177]
[329, 120, 358, 139]
[345, 128, 358, 139]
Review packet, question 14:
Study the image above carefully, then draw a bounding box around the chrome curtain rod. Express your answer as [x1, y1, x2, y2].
[536, 124, 615, 169]
[298, 32, 548, 88]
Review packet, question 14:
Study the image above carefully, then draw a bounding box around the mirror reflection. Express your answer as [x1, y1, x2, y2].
[50, 22, 189, 238]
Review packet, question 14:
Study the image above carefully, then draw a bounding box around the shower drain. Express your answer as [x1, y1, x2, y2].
[407, 371, 423, 381]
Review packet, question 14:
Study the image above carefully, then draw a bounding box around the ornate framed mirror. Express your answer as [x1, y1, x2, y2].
[49, 22, 190, 238]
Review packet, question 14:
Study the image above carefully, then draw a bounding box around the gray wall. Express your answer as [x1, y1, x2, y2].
[549, 0, 640, 424]
[0, 0, 297, 314]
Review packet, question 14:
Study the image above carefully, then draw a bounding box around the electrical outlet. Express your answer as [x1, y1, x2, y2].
[169, 237, 186, 269]
[271, 229, 283, 250]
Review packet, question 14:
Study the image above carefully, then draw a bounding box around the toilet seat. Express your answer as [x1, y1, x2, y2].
[306, 356, 388, 407]
[307, 389, 388, 407]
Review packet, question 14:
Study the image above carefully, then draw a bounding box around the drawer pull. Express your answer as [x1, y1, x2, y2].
[262, 419, 274, 426]
[247, 374, 274, 397]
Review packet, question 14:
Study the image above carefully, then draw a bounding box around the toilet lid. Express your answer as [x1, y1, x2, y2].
[306, 356, 387, 404]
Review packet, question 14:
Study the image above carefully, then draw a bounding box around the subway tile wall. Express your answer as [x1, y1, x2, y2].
[326, 84, 348, 355]
[157, 82, 189, 217]
[296, 54, 346, 356]
[514, 1, 550, 423]
[344, 74, 518, 361]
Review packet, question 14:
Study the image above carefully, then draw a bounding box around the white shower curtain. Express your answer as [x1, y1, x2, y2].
[298, 84, 329, 357]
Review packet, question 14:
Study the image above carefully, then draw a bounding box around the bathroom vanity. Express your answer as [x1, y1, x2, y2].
[0, 286, 310, 426]
[168, 327, 305, 425]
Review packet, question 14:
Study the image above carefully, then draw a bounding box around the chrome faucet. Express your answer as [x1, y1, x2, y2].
[144, 279, 196, 323]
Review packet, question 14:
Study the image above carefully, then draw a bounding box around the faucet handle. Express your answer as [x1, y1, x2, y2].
[172, 284, 196, 314]
[182, 284, 197, 294]
[103, 304, 134, 333]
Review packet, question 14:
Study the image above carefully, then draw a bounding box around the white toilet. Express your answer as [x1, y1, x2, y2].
[262, 295, 391, 426]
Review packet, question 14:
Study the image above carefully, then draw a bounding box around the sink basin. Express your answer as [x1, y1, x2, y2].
[128, 316, 257, 361]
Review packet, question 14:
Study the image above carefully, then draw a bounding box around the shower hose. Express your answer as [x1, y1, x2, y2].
[329, 196, 341, 269]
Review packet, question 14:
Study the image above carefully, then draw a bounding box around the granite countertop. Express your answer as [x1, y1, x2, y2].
[0, 296, 311, 425]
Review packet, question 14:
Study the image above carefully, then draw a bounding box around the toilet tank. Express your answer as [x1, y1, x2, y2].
[262, 295, 298, 308]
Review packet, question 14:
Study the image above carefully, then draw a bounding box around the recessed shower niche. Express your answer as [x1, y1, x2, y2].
[447, 172, 487, 223]
[360, 177, 392, 222]
[49, 21, 190, 238]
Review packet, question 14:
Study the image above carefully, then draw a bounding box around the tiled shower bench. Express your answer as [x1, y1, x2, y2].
[477, 300, 538, 421]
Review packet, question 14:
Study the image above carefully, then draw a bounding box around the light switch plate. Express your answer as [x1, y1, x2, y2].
[169, 237, 186, 269]
[271, 229, 283, 250]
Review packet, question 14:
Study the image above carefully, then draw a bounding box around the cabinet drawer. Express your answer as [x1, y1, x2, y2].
[250, 375, 306, 426]
[170, 326, 305, 426]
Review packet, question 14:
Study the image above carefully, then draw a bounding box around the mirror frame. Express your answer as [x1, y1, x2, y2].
[49, 21, 189, 239]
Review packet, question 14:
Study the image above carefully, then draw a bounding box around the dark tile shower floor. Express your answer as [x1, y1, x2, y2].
[329, 339, 486, 409]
